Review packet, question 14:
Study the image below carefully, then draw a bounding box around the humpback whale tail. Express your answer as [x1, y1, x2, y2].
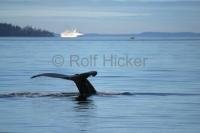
[31, 71, 97, 100]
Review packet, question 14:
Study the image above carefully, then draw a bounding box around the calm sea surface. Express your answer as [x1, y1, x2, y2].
[0, 37, 200, 133]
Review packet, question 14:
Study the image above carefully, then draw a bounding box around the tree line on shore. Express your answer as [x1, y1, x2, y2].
[0, 23, 55, 37]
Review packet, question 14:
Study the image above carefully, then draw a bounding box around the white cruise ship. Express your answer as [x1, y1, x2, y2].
[60, 29, 83, 38]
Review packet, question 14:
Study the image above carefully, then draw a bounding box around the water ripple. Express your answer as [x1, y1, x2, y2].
[0, 92, 199, 99]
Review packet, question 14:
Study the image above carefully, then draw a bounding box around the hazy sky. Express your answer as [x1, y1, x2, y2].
[0, 0, 200, 33]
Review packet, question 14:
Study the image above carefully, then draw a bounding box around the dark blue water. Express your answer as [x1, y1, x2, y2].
[0, 37, 200, 133]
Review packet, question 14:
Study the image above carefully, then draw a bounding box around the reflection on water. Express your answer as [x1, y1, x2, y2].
[73, 100, 96, 133]
[74, 100, 95, 111]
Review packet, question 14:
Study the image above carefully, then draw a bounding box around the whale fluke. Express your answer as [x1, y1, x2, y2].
[31, 71, 97, 100]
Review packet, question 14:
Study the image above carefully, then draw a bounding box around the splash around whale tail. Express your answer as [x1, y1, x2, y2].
[31, 71, 97, 100]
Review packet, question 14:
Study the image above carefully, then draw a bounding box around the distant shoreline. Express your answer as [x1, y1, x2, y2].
[84, 32, 200, 38]
[1, 23, 200, 38]
[0, 23, 55, 37]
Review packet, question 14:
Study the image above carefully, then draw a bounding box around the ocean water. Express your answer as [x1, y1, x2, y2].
[0, 37, 200, 133]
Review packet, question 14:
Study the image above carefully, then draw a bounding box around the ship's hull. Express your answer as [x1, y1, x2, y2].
[60, 31, 83, 38]
[60, 34, 83, 38]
